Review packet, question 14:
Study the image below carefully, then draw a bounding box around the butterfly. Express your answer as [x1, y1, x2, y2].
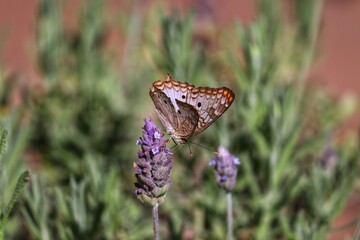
[149, 74, 235, 145]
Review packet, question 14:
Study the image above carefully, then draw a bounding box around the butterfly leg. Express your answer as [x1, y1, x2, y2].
[169, 142, 178, 149]
[169, 137, 178, 149]
[182, 139, 193, 157]
[187, 143, 193, 157]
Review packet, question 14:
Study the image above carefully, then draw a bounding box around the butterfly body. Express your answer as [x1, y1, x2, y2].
[150, 75, 235, 144]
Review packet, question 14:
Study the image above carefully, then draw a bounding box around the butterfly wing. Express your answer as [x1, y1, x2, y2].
[149, 86, 199, 139]
[174, 99, 199, 138]
[152, 75, 235, 137]
[149, 87, 179, 133]
[187, 87, 235, 136]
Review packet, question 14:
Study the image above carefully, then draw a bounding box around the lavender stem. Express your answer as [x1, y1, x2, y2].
[227, 192, 233, 240]
[153, 203, 159, 240]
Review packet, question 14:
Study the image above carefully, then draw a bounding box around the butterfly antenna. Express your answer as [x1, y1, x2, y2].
[187, 140, 218, 155]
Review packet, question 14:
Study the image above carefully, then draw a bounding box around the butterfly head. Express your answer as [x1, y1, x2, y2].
[166, 128, 188, 145]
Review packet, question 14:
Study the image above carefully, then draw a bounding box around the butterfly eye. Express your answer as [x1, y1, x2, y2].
[182, 95, 185, 99]
[177, 110, 181, 114]
[164, 100, 167, 104]
[197, 102, 202, 108]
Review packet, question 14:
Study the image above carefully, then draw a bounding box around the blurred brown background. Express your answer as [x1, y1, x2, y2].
[1, 0, 359, 128]
[0, 0, 359, 239]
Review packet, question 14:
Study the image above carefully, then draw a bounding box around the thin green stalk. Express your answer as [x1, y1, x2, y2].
[0, 130, 7, 168]
[295, 0, 325, 107]
[256, 210, 272, 240]
[153, 203, 159, 240]
[227, 192, 233, 240]
[0, 170, 31, 240]
[352, 219, 360, 240]
[120, 0, 144, 84]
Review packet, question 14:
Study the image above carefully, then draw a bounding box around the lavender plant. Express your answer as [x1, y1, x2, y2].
[30, 0, 152, 181]
[0, 124, 30, 239]
[148, 0, 359, 239]
[23, 156, 153, 240]
[0, 0, 357, 239]
[134, 118, 173, 239]
[210, 146, 240, 240]
[147, 11, 206, 85]
[0, 72, 31, 239]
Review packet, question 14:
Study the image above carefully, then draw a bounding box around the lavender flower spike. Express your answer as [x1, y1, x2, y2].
[134, 118, 173, 206]
[210, 146, 240, 192]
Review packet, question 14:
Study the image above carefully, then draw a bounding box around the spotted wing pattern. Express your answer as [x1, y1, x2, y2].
[150, 74, 235, 142]
[149, 86, 199, 138]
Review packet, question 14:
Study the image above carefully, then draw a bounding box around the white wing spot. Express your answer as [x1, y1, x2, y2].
[221, 97, 226, 104]
[169, 96, 180, 112]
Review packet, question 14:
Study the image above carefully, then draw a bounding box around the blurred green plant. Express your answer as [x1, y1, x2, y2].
[353, 220, 360, 240]
[0, 0, 357, 239]
[20, 0, 156, 239]
[30, 0, 152, 181]
[22, 156, 152, 240]
[148, 0, 359, 239]
[0, 118, 29, 239]
[226, 1, 359, 238]
[147, 11, 205, 84]
[0, 70, 31, 239]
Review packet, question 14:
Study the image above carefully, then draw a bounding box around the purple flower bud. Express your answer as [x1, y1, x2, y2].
[210, 146, 240, 192]
[152, 147, 160, 155]
[154, 131, 161, 139]
[134, 118, 173, 206]
[320, 147, 338, 174]
[209, 159, 216, 166]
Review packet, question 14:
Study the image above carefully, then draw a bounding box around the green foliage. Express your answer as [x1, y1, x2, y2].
[354, 220, 360, 240]
[0, 122, 29, 238]
[0, 71, 31, 239]
[31, 0, 150, 180]
[0, 0, 358, 239]
[148, 11, 205, 83]
[0, 170, 30, 238]
[22, 157, 152, 240]
[148, 0, 359, 239]
[36, 0, 66, 85]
